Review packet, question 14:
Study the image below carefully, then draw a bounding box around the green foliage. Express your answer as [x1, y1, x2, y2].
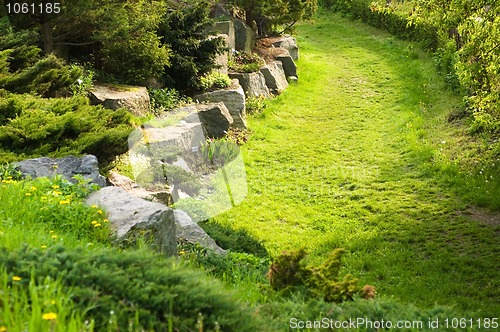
[200, 71, 232, 92]
[0, 245, 262, 331]
[266, 248, 362, 302]
[246, 95, 269, 114]
[0, 176, 111, 248]
[70, 68, 94, 97]
[158, 0, 226, 94]
[0, 20, 81, 97]
[149, 87, 192, 113]
[228, 0, 318, 35]
[229, 51, 265, 73]
[0, 92, 133, 166]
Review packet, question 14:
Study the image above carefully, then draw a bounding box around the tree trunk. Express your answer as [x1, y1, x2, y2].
[42, 20, 54, 54]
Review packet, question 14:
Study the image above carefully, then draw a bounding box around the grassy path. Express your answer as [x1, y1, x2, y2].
[210, 13, 499, 316]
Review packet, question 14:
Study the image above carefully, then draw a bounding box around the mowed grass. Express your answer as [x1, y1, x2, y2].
[209, 13, 499, 316]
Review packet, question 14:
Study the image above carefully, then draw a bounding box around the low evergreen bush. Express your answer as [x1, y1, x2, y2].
[0, 245, 263, 331]
[0, 92, 134, 167]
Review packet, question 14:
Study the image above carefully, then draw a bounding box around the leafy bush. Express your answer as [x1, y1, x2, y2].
[246, 95, 268, 115]
[0, 19, 80, 97]
[200, 71, 232, 92]
[0, 92, 134, 167]
[149, 87, 192, 113]
[0, 245, 263, 331]
[158, 0, 226, 94]
[229, 51, 266, 73]
[267, 248, 370, 302]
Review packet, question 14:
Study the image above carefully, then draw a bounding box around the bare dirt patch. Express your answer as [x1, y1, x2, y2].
[466, 206, 500, 227]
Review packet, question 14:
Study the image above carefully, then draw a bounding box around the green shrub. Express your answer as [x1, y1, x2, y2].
[246, 95, 268, 115]
[0, 92, 134, 167]
[200, 71, 232, 92]
[158, 0, 226, 94]
[267, 248, 367, 302]
[0, 245, 263, 331]
[229, 51, 265, 73]
[149, 87, 192, 113]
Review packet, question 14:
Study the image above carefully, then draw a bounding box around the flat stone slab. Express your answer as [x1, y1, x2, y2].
[90, 84, 150, 116]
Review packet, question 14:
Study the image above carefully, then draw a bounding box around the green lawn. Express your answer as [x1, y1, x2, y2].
[208, 13, 499, 316]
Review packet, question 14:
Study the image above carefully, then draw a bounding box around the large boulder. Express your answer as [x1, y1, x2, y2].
[212, 34, 230, 74]
[268, 48, 297, 78]
[209, 21, 235, 50]
[260, 61, 289, 94]
[272, 36, 299, 61]
[137, 121, 206, 154]
[229, 72, 270, 98]
[89, 84, 150, 116]
[234, 19, 255, 53]
[85, 187, 177, 256]
[15, 155, 106, 187]
[194, 79, 247, 129]
[174, 210, 226, 255]
[183, 102, 234, 139]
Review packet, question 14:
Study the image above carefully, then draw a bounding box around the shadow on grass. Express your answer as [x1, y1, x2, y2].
[199, 220, 269, 258]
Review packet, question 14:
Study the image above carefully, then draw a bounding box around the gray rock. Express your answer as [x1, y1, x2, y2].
[209, 21, 235, 50]
[272, 36, 299, 61]
[136, 121, 206, 154]
[15, 155, 106, 187]
[174, 210, 226, 255]
[89, 84, 150, 116]
[108, 171, 173, 205]
[194, 79, 247, 129]
[184, 102, 233, 139]
[85, 187, 177, 256]
[275, 51, 297, 78]
[229, 71, 270, 98]
[234, 19, 255, 53]
[260, 61, 289, 94]
[212, 34, 229, 74]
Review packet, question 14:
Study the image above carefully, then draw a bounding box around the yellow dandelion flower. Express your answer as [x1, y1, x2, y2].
[59, 200, 70, 205]
[30, 186, 37, 191]
[91, 220, 97, 225]
[42, 312, 57, 321]
[12, 276, 21, 281]
[0, 325, 7, 332]
[7, 176, 12, 180]
[91, 204, 97, 209]
[41, 196, 47, 201]
[93, 223, 102, 228]
[49, 230, 54, 234]
[53, 191, 62, 196]
[2, 185, 6, 188]
[97, 209, 103, 215]
[51, 235, 57, 239]
[103, 219, 109, 223]
[41, 245, 47, 249]
[25, 192, 32, 196]
[51, 185, 59, 189]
